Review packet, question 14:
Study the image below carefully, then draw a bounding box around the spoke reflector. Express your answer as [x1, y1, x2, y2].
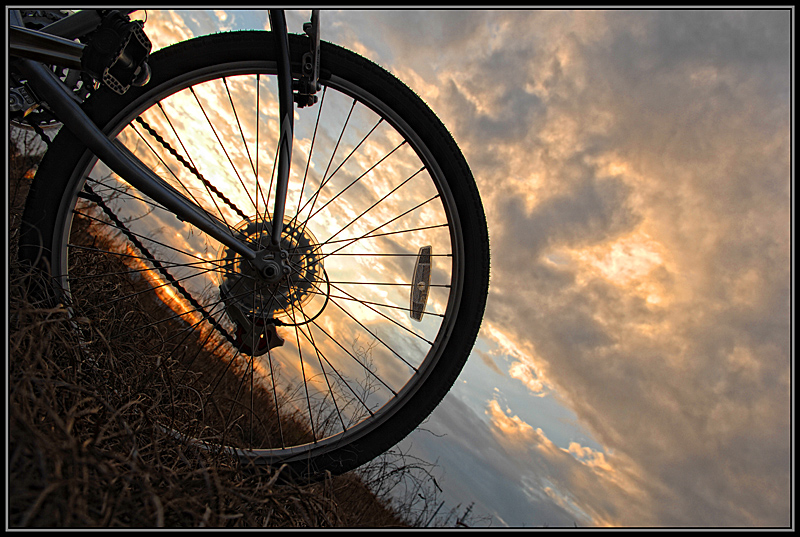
[410, 245, 432, 322]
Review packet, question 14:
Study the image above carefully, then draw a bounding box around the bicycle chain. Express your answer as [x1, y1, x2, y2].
[29, 116, 246, 351]
[134, 116, 249, 221]
[80, 182, 239, 348]
[29, 113, 267, 352]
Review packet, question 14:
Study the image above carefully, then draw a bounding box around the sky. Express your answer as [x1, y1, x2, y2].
[134, 8, 792, 527]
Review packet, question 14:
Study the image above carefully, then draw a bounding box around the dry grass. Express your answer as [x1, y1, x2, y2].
[7, 127, 408, 528]
[9, 218, 414, 529]
[8, 126, 488, 528]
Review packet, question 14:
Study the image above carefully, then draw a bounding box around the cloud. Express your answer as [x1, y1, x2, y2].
[482, 398, 653, 527]
[404, 392, 599, 527]
[494, 11, 788, 527]
[507, 361, 545, 396]
[133, 9, 790, 527]
[138, 10, 197, 51]
[486, 399, 538, 444]
[359, 8, 790, 526]
[475, 348, 504, 377]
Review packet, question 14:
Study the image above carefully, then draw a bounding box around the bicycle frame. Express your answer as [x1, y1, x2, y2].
[9, 9, 313, 269]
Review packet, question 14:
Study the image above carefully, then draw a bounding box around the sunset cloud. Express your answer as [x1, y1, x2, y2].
[507, 361, 546, 396]
[132, 9, 790, 527]
[344, 9, 790, 527]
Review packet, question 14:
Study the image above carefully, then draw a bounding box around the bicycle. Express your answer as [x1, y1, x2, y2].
[9, 9, 490, 479]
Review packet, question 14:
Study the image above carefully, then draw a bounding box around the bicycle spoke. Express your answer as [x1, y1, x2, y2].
[151, 101, 239, 229]
[89, 264, 220, 309]
[321, 252, 451, 257]
[327, 281, 449, 288]
[258, 127, 281, 248]
[279, 263, 437, 348]
[284, 282, 317, 442]
[312, 194, 442, 262]
[35, 30, 487, 471]
[290, 286, 445, 321]
[266, 274, 405, 419]
[227, 76, 273, 221]
[293, 299, 347, 433]
[72, 209, 225, 268]
[190, 85, 259, 214]
[307, 316, 397, 396]
[305, 141, 408, 227]
[84, 178, 170, 214]
[323, 289, 420, 371]
[66, 258, 236, 282]
[325, 282, 436, 345]
[292, 311, 372, 426]
[296, 116, 385, 245]
[161, 298, 229, 364]
[66, 245, 223, 276]
[254, 74, 264, 250]
[264, 344, 285, 449]
[314, 165, 423, 255]
[292, 86, 327, 226]
[128, 121, 232, 233]
[321, 222, 450, 247]
[293, 99, 357, 228]
[107, 270, 267, 343]
[223, 77, 258, 181]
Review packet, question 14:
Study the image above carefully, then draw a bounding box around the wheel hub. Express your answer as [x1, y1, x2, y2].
[218, 216, 324, 355]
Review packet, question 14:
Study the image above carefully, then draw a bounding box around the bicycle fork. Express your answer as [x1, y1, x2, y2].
[269, 9, 321, 248]
[268, 9, 293, 250]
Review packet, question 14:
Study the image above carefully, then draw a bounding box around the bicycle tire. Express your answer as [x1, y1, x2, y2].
[19, 31, 490, 478]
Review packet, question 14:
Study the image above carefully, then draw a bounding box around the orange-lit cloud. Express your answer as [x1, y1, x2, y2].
[484, 398, 651, 526]
[104, 9, 790, 528]
[353, 8, 789, 527]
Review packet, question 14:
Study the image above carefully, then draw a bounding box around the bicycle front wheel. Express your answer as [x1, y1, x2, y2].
[19, 31, 489, 477]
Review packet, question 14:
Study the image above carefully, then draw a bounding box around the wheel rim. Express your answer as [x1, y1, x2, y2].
[51, 56, 466, 464]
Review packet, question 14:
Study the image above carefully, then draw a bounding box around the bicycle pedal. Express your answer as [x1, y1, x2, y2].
[410, 245, 432, 322]
[81, 10, 152, 95]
